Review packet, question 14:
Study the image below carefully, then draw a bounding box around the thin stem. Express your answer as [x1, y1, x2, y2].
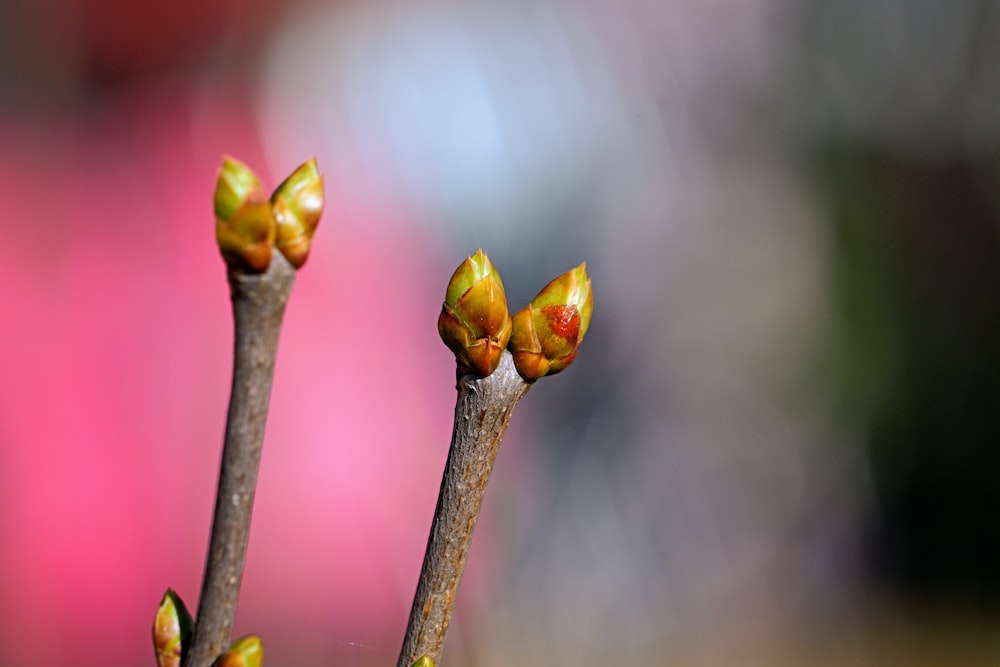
[397, 351, 531, 667]
[184, 253, 297, 667]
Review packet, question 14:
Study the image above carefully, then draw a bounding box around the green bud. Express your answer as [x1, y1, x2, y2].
[411, 658, 435, 667]
[214, 156, 276, 273]
[152, 589, 194, 667]
[437, 249, 512, 377]
[509, 263, 593, 381]
[211, 635, 263, 667]
[271, 157, 324, 269]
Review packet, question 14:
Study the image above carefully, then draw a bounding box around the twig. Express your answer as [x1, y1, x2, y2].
[397, 351, 531, 667]
[184, 252, 297, 667]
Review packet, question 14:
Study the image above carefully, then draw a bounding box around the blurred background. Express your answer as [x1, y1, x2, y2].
[2, 0, 1000, 665]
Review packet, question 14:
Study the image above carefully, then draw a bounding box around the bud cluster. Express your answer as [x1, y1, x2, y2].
[438, 250, 593, 381]
[214, 157, 324, 272]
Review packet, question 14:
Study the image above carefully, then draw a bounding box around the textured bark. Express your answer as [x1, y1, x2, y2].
[397, 352, 531, 667]
[184, 253, 296, 667]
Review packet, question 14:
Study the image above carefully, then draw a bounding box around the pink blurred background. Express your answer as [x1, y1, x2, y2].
[4, 0, 1000, 665]
[0, 1, 461, 664]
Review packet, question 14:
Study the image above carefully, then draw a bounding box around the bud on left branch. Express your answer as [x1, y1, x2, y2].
[214, 156, 325, 273]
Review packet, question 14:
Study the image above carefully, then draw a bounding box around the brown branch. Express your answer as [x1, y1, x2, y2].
[184, 253, 297, 667]
[397, 351, 531, 667]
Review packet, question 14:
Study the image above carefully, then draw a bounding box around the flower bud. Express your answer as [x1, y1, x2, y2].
[152, 589, 194, 667]
[271, 158, 324, 268]
[211, 635, 263, 667]
[215, 156, 276, 273]
[411, 658, 435, 667]
[437, 249, 512, 377]
[509, 263, 593, 381]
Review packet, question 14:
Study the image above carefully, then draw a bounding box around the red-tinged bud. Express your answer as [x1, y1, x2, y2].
[411, 658, 435, 667]
[271, 157, 324, 269]
[437, 249, 512, 377]
[510, 263, 593, 381]
[211, 635, 263, 667]
[152, 589, 193, 667]
[215, 156, 276, 273]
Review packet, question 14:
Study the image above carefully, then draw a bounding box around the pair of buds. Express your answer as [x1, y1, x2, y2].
[214, 157, 324, 272]
[154, 589, 435, 667]
[437, 249, 594, 381]
[153, 590, 261, 667]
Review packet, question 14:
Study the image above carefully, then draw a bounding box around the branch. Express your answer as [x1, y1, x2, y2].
[397, 351, 531, 667]
[184, 252, 296, 667]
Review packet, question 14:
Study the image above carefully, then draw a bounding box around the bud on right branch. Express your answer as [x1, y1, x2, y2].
[436, 252, 593, 382]
[509, 263, 593, 381]
[437, 249, 512, 378]
[401, 253, 593, 665]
